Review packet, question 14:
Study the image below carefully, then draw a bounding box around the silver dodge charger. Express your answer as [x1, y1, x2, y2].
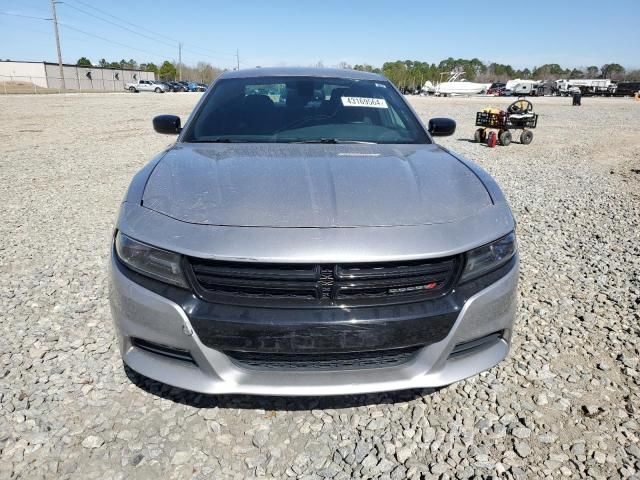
[109, 67, 518, 396]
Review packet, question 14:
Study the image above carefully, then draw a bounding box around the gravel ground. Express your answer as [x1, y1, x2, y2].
[1, 92, 639, 479]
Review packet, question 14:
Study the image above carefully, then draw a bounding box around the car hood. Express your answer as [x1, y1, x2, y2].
[141, 143, 492, 228]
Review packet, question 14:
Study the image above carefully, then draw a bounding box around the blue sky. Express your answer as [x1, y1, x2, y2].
[1, 0, 638, 70]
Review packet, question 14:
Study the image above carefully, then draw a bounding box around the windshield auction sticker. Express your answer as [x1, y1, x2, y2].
[341, 97, 388, 108]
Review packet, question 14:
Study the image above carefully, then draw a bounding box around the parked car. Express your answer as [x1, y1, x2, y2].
[176, 81, 191, 91]
[187, 81, 206, 92]
[161, 81, 179, 92]
[110, 67, 519, 396]
[488, 87, 507, 96]
[486, 82, 506, 95]
[125, 79, 166, 93]
[171, 82, 188, 92]
[175, 82, 189, 92]
[487, 82, 507, 95]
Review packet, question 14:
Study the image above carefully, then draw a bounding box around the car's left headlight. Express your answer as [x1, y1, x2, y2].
[114, 231, 188, 288]
[459, 232, 517, 283]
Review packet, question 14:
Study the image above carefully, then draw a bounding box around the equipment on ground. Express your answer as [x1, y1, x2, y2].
[487, 131, 497, 148]
[572, 89, 582, 106]
[474, 99, 538, 146]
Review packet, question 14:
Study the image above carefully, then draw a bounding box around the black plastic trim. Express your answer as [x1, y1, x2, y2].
[113, 251, 516, 355]
[131, 338, 195, 364]
[225, 346, 422, 371]
[183, 255, 462, 309]
[449, 331, 504, 359]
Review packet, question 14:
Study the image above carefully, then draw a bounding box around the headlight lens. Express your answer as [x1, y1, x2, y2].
[114, 231, 188, 288]
[460, 232, 517, 283]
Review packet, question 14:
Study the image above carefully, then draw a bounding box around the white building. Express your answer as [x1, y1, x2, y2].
[0, 60, 155, 91]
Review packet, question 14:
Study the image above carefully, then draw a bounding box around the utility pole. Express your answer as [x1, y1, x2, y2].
[178, 42, 182, 81]
[236, 49, 240, 70]
[50, 0, 65, 89]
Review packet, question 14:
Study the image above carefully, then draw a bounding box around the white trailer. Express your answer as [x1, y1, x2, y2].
[505, 79, 542, 96]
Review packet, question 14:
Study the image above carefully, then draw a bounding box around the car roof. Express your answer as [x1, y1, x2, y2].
[219, 66, 386, 81]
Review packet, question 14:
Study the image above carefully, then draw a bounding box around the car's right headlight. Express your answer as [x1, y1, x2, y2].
[459, 232, 517, 283]
[114, 231, 188, 288]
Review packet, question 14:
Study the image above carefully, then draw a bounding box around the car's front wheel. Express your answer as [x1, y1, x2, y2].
[155, 87, 162, 93]
[129, 86, 137, 93]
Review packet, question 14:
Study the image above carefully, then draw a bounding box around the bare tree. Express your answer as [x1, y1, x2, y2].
[585, 66, 599, 78]
[624, 69, 640, 81]
[177, 62, 224, 83]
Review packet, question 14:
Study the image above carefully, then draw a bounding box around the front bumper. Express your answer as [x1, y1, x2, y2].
[109, 254, 518, 396]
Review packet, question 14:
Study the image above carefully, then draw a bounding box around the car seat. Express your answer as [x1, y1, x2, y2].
[240, 94, 279, 135]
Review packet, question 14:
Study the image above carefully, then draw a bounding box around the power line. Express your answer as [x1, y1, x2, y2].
[181, 46, 235, 62]
[59, 2, 178, 49]
[182, 44, 239, 59]
[64, 0, 238, 62]
[181, 44, 236, 60]
[1, 10, 169, 62]
[59, 23, 168, 60]
[0, 11, 51, 20]
[65, 0, 178, 44]
[3, 6, 241, 68]
[1, 21, 53, 38]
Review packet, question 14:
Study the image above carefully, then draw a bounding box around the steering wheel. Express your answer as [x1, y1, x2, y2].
[508, 98, 533, 114]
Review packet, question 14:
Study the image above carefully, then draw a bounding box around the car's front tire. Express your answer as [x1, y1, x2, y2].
[129, 86, 137, 93]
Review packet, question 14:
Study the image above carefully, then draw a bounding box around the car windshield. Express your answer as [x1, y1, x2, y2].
[182, 76, 430, 144]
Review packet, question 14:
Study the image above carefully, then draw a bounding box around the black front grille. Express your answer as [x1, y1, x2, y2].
[225, 346, 422, 371]
[186, 256, 460, 306]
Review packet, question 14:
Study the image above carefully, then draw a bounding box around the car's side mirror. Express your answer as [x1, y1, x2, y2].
[153, 115, 182, 135]
[428, 117, 456, 136]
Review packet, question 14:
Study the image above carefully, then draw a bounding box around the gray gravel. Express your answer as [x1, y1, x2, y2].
[1, 92, 639, 479]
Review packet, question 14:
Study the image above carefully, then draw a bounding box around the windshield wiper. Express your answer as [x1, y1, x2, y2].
[190, 137, 243, 143]
[292, 138, 377, 144]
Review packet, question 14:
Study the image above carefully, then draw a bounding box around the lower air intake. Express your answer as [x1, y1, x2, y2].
[449, 332, 504, 358]
[132, 338, 195, 364]
[225, 346, 422, 371]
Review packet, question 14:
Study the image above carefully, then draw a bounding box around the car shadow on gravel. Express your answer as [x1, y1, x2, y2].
[457, 138, 491, 146]
[124, 365, 442, 410]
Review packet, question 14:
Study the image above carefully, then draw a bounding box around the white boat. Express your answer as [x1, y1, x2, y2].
[422, 71, 490, 96]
